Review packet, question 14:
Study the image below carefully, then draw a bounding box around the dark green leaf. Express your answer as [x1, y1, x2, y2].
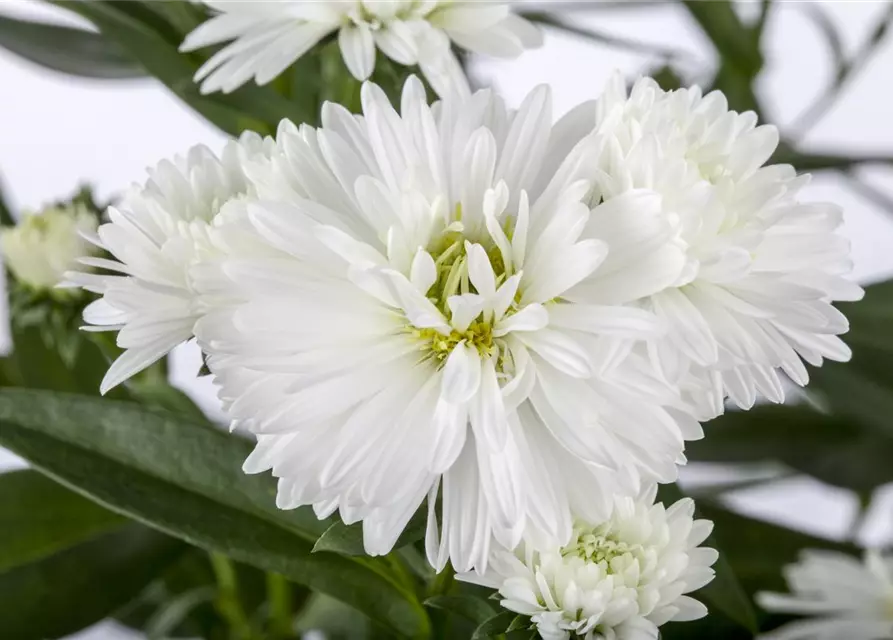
[682, 1, 763, 76]
[313, 507, 427, 556]
[57, 1, 315, 135]
[0, 389, 430, 638]
[692, 405, 893, 492]
[294, 593, 372, 639]
[0, 469, 124, 573]
[0, 11, 143, 79]
[424, 595, 495, 626]
[144, 586, 217, 639]
[658, 484, 758, 633]
[0, 175, 14, 226]
[472, 611, 516, 639]
[0, 522, 183, 640]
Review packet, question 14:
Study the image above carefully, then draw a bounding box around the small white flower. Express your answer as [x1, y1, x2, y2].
[65, 132, 272, 394]
[757, 550, 893, 640]
[554, 73, 863, 418]
[460, 487, 717, 640]
[196, 77, 703, 573]
[1, 203, 98, 293]
[180, 1, 542, 97]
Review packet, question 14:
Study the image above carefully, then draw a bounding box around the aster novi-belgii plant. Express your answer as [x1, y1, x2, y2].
[459, 486, 717, 640]
[757, 550, 893, 640]
[181, 1, 542, 98]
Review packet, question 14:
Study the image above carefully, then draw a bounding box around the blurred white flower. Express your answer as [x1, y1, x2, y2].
[757, 550, 893, 640]
[195, 77, 702, 573]
[181, 1, 542, 97]
[1, 204, 98, 293]
[553, 74, 863, 418]
[65, 132, 272, 394]
[460, 487, 717, 640]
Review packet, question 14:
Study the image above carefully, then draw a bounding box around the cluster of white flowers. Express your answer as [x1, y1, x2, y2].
[68, 72, 860, 638]
[181, 1, 542, 98]
[757, 550, 893, 640]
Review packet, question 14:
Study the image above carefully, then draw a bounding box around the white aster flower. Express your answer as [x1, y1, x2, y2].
[1, 203, 98, 293]
[460, 487, 717, 640]
[65, 132, 273, 394]
[553, 74, 864, 418]
[196, 77, 703, 572]
[181, 1, 542, 97]
[757, 549, 893, 640]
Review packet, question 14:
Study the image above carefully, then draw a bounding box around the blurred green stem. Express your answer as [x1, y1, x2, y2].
[266, 572, 293, 639]
[210, 552, 254, 640]
[524, 11, 699, 62]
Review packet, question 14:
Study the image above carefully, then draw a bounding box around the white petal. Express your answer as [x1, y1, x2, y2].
[339, 23, 376, 81]
[442, 341, 482, 403]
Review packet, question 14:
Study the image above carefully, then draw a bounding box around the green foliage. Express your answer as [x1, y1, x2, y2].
[0, 470, 184, 639]
[0, 10, 144, 79]
[0, 469, 125, 573]
[0, 389, 430, 638]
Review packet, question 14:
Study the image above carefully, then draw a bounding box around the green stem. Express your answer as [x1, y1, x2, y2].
[266, 572, 293, 639]
[428, 564, 455, 598]
[210, 552, 253, 640]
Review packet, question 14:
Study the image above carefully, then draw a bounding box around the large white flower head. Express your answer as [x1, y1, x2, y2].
[460, 487, 717, 640]
[559, 74, 863, 418]
[757, 549, 893, 640]
[66, 131, 273, 394]
[1, 203, 98, 293]
[197, 76, 704, 573]
[181, 1, 542, 97]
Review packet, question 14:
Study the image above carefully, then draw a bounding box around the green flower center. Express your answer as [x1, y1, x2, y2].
[561, 528, 642, 570]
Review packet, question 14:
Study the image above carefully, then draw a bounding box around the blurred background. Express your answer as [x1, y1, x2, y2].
[2, 1, 893, 638]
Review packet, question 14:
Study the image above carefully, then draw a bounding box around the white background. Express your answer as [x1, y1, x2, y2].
[1, 1, 893, 638]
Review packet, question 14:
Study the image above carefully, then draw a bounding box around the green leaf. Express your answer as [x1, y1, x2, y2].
[682, 1, 762, 76]
[0, 469, 125, 573]
[691, 405, 893, 492]
[0, 389, 430, 638]
[57, 1, 316, 136]
[424, 595, 495, 626]
[472, 611, 516, 639]
[657, 484, 759, 633]
[0, 522, 183, 640]
[0, 175, 14, 226]
[313, 507, 427, 556]
[0, 11, 143, 79]
[806, 279, 893, 438]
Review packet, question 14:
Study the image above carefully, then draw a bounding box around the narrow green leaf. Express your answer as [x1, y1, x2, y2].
[692, 405, 893, 492]
[57, 1, 315, 135]
[472, 611, 516, 639]
[0, 175, 14, 226]
[0, 389, 430, 638]
[0, 523, 183, 640]
[144, 586, 216, 640]
[0, 11, 143, 79]
[0, 469, 124, 573]
[313, 507, 427, 556]
[0, 388, 322, 538]
[657, 484, 759, 633]
[424, 595, 495, 625]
